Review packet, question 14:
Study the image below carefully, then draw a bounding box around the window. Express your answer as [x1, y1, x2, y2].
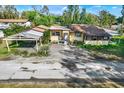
[103, 37, 108, 40]
[56, 32, 60, 36]
[52, 32, 60, 36]
[75, 32, 81, 37]
[92, 36, 97, 40]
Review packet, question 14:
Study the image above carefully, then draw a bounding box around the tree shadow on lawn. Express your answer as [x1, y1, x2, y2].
[59, 48, 124, 87]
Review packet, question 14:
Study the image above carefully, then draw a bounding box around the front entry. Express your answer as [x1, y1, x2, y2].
[63, 33, 69, 45]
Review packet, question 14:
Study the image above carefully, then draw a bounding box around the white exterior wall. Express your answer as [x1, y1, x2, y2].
[84, 40, 109, 45]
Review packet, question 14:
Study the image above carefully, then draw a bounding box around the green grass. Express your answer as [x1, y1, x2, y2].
[77, 36, 124, 60]
[78, 44, 124, 59]
[0, 48, 10, 59]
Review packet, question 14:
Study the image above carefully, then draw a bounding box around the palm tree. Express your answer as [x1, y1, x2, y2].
[41, 5, 49, 15]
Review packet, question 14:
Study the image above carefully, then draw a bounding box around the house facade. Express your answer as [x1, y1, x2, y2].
[49, 24, 111, 45]
[49, 26, 70, 43]
[69, 24, 111, 45]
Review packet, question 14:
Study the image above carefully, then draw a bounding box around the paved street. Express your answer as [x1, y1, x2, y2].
[0, 44, 124, 81]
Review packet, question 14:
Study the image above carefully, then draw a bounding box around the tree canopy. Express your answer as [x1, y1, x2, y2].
[0, 5, 122, 29]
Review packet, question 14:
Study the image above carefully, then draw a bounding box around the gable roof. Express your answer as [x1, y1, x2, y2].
[69, 24, 111, 37]
[0, 19, 28, 23]
[69, 24, 85, 32]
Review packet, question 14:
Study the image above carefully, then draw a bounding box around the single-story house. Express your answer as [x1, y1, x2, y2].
[49, 24, 111, 45]
[0, 19, 32, 28]
[69, 24, 111, 45]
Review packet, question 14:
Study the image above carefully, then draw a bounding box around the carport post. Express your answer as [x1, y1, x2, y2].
[5, 39, 10, 52]
[36, 40, 39, 52]
[16, 40, 18, 46]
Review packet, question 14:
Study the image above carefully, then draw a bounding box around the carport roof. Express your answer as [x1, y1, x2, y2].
[3, 29, 43, 41]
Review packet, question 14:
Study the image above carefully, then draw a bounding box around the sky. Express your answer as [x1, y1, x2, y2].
[15, 5, 123, 17]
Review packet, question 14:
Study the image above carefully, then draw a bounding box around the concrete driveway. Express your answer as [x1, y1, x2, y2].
[0, 44, 124, 81]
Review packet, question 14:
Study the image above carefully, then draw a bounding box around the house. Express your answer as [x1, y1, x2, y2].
[69, 24, 111, 45]
[0, 19, 31, 28]
[49, 26, 71, 43]
[49, 24, 111, 45]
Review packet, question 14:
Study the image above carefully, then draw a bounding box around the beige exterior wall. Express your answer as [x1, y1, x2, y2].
[51, 36, 59, 42]
[84, 40, 109, 45]
[50, 30, 70, 42]
[50, 30, 62, 42]
[69, 32, 83, 42]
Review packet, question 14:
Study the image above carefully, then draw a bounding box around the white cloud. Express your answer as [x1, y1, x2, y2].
[93, 5, 102, 8]
[61, 6, 67, 11]
[112, 6, 117, 9]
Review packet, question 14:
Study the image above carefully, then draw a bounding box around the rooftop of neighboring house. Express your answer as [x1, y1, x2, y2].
[32, 25, 49, 33]
[37, 25, 49, 30]
[49, 25, 70, 31]
[102, 28, 119, 36]
[0, 19, 28, 23]
[69, 24, 111, 37]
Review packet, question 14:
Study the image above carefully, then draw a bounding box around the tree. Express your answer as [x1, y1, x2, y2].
[99, 10, 116, 28]
[61, 5, 81, 25]
[41, 5, 49, 15]
[73, 5, 80, 23]
[84, 13, 100, 25]
[117, 17, 123, 24]
[0, 5, 19, 19]
[80, 8, 86, 24]
[108, 14, 116, 28]
[42, 30, 50, 44]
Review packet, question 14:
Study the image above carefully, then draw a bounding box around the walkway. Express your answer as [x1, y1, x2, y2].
[0, 44, 124, 82]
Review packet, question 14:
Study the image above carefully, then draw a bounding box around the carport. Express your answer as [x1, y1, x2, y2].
[3, 30, 43, 52]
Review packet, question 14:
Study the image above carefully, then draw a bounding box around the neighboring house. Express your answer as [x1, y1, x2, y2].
[0, 19, 32, 28]
[69, 24, 111, 45]
[49, 26, 71, 43]
[103, 28, 119, 36]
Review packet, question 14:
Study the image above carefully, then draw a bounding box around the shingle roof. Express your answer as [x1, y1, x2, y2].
[69, 24, 111, 37]
[0, 19, 28, 23]
[69, 24, 84, 32]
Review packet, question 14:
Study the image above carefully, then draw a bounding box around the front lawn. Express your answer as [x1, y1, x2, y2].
[77, 36, 124, 60]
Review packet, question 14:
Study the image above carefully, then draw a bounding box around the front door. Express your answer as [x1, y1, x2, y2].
[63, 33, 68, 45]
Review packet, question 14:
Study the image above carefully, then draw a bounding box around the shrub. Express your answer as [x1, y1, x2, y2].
[37, 45, 49, 56]
[29, 53, 37, 57]
[42, 30, 50, 44]
[21, 51, 28, 57]
[3, 24, 31, 36]
[73, 40, 84, 45]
